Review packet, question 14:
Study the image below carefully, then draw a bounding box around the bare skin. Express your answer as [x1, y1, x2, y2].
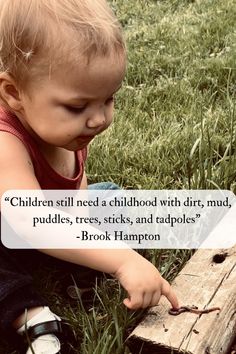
[12, 306, 44, 329]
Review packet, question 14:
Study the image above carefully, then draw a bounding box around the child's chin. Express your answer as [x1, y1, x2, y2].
[63, 141, 89, 151]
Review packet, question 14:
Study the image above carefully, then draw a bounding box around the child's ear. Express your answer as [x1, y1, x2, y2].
[0, 72, 23, 111]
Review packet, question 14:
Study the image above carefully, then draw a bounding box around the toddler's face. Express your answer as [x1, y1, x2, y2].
[19, 54, 125, 151]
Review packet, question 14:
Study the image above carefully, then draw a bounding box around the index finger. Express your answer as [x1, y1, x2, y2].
[161, 278, 179, 309]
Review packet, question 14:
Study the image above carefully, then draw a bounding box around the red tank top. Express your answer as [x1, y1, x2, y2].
[0, 107, 87, 189]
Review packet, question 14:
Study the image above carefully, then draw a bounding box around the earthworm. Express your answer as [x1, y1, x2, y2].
[168, 306, 221, 315]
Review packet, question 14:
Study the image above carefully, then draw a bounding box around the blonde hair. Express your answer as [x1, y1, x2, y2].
[0, 0, 125, 89]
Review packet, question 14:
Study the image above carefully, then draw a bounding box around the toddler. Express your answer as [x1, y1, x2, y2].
[0, 0, 179, 353]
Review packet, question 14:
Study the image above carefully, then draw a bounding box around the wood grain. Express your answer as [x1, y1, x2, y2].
[127, 246, 236, 354]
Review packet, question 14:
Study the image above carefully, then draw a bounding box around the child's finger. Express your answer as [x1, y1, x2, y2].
[123, 298, 132, 308]
[150, 291, 161, 307]
[123, 292, 143, 309]
[161, 278, 179, 309]
[142, 292, 153, 308]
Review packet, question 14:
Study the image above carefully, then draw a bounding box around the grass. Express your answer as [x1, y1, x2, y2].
[88, 0, 236, 192]
[1, 0, 236, 353]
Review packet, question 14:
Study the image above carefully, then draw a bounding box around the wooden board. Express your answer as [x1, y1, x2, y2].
[127, 246, 236, 354]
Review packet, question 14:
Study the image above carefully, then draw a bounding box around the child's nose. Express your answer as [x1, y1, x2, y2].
[86, 109, 106, 129]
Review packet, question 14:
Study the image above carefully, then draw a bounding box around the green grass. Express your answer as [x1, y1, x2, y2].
[1, 0, 236, 353]
[88, 0, 236, 192]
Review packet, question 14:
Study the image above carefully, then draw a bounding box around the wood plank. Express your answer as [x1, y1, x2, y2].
[127, 246, 236, 354]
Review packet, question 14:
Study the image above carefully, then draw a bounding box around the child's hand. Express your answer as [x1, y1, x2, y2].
[114, 254, 179, 310]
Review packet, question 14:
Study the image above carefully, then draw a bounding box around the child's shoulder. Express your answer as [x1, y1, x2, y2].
[0, 106, 36, 160]
[0, 108, 38, 194]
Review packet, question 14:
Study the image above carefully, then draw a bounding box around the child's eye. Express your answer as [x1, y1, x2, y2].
[105, 96, 114, 105]
[64, 105, 86, 114]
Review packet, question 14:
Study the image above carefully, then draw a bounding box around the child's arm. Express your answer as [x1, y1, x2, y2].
[0, 132, 179, 310]
[45, 248, 179, 310]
